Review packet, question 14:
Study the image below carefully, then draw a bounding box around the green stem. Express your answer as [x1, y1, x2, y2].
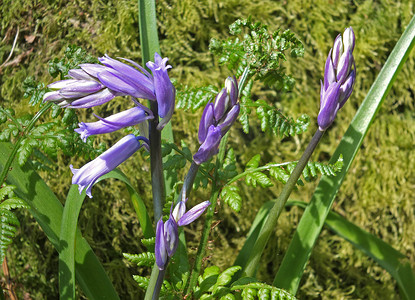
[152, 267, 166, 300]
[179, 161, 199, 203]
[0, 103, 52, 186]
[148, 100, 165, 222]
[185, 134, 229, 296]
[242, 129, 324, 277]
[0, 106, 24, 132]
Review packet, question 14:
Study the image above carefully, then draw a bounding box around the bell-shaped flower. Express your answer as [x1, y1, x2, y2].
[155, 199, 210, 270]
[44, 54, 175, 130]
[146, 53, 176, 130]
[74, 106, 153, 142]
[194, 76, 239, 164]
[70, 134, 148, 198]
[318, 27, 356, 131]
[43, 78, 117, 109]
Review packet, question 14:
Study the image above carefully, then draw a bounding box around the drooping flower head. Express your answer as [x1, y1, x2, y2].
[155, 199, 210, 270]
[43, 53, 175, 129]
[193, 76, 240, 164]
[318, 27, 356, 131]
[70, 134, 149, 198]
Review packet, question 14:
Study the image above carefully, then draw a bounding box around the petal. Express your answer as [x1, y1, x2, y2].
[217, 103, 240, 136]
[67, 88, 116, 109]
[331, 34, 343, 67]
[48, 79, 78, 90]
[213, 88, 229, 121]
[323, 50, 336, 90]
[70, 134, 143, 197]
[80, 63, 107, 78]
[317, 82, 341, 131]
[99, 55, 154, 92]
[98, 69, 155, 100]
[59, 81, 104, 99]
[338, 68, 355, 109]
[172, 200, 186, 222]
[178, 201, 210, 226]
[68, 69, 96, 81]
[155, 219, 167, 270]
[193, 125, 222, 165]
[163, 218, 178, 257]
[343, 27, 355, 52]
[198, 103, 214, 144]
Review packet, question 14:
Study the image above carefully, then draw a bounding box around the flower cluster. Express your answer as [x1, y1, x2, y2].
[44, 53, 175, 197]
[193, 76, 240, 164]
[318, 27, 356, 131]
[155, 199, 210, 270]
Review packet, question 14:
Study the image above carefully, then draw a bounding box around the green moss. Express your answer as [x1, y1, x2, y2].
[1, 0, 414, 299]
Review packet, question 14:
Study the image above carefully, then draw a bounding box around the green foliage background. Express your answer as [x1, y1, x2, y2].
[1, 0, 414, 299]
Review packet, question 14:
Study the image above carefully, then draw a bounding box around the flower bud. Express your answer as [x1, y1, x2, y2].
[318, 27, 356, 131]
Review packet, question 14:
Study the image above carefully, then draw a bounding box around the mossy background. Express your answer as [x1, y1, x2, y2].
[1, 0, 414, 299]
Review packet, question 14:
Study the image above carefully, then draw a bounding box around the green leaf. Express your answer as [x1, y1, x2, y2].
[59, 169, 153, 299]
[0, 142, 120, 300]
[0, 198, 28, 210]
[0, 209, 19, 262]
[274, 15, 415, 298]
[176, 84, 218, 112]
[215, 266, 242, 288]
[123, 252, 155, 267]
[221, 185, 242, 212]
[286, 200, 415, 300]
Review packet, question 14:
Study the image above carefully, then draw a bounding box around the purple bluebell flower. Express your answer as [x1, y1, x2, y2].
[44, 53, 175, 129]
[70, 134, 148, 198]
[74, 106, 153, 142]
[43, 78, 117, 109]
[146, 53, 176, 130]
[155, 199, 210, 270]
[193, 76, 240, 165]
[318, 27, 356, 131]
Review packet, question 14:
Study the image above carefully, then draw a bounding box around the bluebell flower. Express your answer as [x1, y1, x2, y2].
[318, 27, 356, 131]
[70, 134, 148, 198]
[74, 106, 153, 142]
[155, 199, 210, 270]
[146, 53, 176, 130]
[44, 53, 175, 129]
[193, 76, 240, 165]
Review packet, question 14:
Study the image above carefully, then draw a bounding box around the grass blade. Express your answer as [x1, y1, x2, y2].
[0, 142, 120, 300]
[273, 16, 415, 295]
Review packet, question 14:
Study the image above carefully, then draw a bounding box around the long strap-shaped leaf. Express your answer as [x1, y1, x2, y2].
[238, 200, 415, 299]
[286, 201, 415, 299]
[274, 16, 415, 297]
[0, 142, 119, 300]
[59, 169, 154, 299]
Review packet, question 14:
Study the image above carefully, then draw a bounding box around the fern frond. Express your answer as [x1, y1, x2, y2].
[221, 185, 242, 212]
[0, 185, 27, 262]
[0, 209, 19, 262]
[123, 252, 155, 267]
[231, 282, 297, 300]
[176, 84, 218, 112]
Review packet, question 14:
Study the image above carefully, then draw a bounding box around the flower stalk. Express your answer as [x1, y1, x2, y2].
[242, 129, 324, 277]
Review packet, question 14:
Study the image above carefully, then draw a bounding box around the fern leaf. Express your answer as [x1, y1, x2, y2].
[221, 185, 242, 212]
[133, 275, 149, 290]
[0, 209, 19, 262]
[245, 155, 273, 188]
[141, 237, 155, 248]
[176, 84, 218, 112]
[0, 198, 28, 210]
[123, 252, 155, 267]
